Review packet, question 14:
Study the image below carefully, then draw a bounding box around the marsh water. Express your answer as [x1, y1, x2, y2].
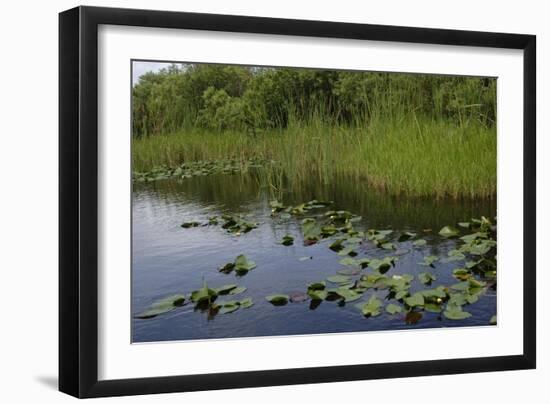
[132, 172, 496, 343]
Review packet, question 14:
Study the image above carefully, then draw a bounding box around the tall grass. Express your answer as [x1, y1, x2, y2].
[133, 115, 496, 199]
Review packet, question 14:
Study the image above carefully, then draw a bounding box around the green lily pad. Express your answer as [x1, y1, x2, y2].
[136, 294, 186, 319]
[327, 275, 351, 284]
[359, 296, 383, 317]
[386, 303, 402, 314]
[398, 232, 417, 242]
[418, 272, 437, 285]
[228, 286, 247, 295]
[490, 315, 497, 325]
[266, 294, 290, 305]
[191, 283, 218, 304]
[335, 288, 362, 302]
[419, 255, 439, 267]
[218, 301, 240, 314]
[443, 304, 472, 320]
[404, 292, 425, 307]
[308, 289, 328, 301]
[439, 225, 460, 238]
[307, 281, 326, 291]
[240, 298, 254, 309]
[299, 256, 312, 261]
[214, 284, 238, 295]
[234, 254, 257, 275]
[280, 235, 294, 246]
[412, 239, 427, 247]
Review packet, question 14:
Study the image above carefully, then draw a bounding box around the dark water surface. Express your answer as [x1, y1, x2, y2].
[132, 173, 496, 343]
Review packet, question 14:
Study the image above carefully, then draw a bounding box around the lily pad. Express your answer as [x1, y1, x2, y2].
[299, 256, 312, 261]
[327, 275, 352, 284]
[439, 225, 460, 238]
[405, 311, 423, 324]
[419, 255, 439, 267]
[307, 281, 326, 291]
[280, 235, 294, 246]
[308, 289, 328, 301]
[418, 272, 437, 285]
[490, 315, 497, 325]
[214, 284, 238, 295]
[234, 254, 257, 274]
[289, 292, 309, 303]
[412, 239, 427, 247]
[218, 301, 240, 314]
[266, 294, 290, 305]
[386, 303, 402, 314]
[443, 304, 472, 320]
[404, 292, 425, 307]
[358, 296, 383, 317]
[335, 288, 362, 302]
[136, 294, 186, 319]
[191, 283, 218, 305]
[398, 232, 417, 242]
[240, 298, 254, 309]
[228, 286, 247, 295]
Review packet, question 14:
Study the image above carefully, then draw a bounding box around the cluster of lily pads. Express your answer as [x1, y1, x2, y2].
[139, 198, 497, 327]
[133, 158, 272, 182]
[136, 281, 253, 319]
[181, 214, 258, 235]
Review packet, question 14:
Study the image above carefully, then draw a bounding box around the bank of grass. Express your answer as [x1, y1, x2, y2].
[132, 116, 496, 199]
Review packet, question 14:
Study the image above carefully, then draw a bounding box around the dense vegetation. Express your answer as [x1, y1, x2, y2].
[132, 63, 497, 198]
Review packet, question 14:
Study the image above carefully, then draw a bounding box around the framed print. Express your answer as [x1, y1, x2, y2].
[59, 6, 536, 398]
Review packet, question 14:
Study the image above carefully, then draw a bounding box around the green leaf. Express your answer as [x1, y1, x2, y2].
[339, 257, 358, 266]
[386, 303, 402, 314]
[439, 225, 460, 238]
[359, 296, 383, 317]
[412, 239, 427, 247]
[398, 232, 417, 242]
[191, 283, 218, 304]
[266, 294, 290, 305]
[335, 288, 362, 302]
[327, 275, 351, 284]
[214, 284, 237, 295]
[240, 298, 254, 309]
[418, 272, 437, 285]
[307, 281, 326, 291]
[136, 294, 186, 319]
[234, 254, 257, 274]
[280, 234, 294, 246]
[299, 256, 312, 261]
[490, 315, 497, 325]
[404, 292, 425, 307]
[308, 289, 328, 301]
[229, 286, 247, 295]
[419, 255, 439, 267]
[443, 304, 472, 320]
[218, 301, 240, 314]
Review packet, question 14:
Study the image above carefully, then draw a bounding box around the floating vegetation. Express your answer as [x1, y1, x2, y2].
[140, 193, 497, 328]
[133, 158, 272, 182]
[219, 254, 257, 276]
[135, 294, 186, 319]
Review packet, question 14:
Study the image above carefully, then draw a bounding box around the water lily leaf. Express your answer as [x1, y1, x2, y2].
[451, 281, 470, 291]
[266, 294, 290, 305]
[215, 284, 237, 295]
[395, 290, 409, 300]
[307, 281, 326, 291]
[269, 200, 285, 212]
[424, 302, 443, 313]
[443, 304, 472, 320]
[228, 286, 247, 295]
[136, 294, 186, 319]
[327, 275, 351, 284]
[404, 293, 425, 307]
[398, 232, 417, 242]
[335, 288, 362, 302]
[240, 298, 254, 309]
[421, 287, 447, 299]
[439, 225, 460, 238]
[191, 283, 218, 304]
[458, 222, 471, 228]
[412, 239, 427, 247]
[235, 254, 257, 272]
[280, 213, 292, 220]
[337, 267, 362, 276]
[419, 255, 439, 267]
[405, 311, 423, 324]
[386, 303, 402, 314]
[359, 296, 383, 317]
[299, 256, 312, 261]
[218, 301, 240, 314]
[308, 289, 328, 301]
[329, 239, 345, 252]
[339, 257, 358, 266]
[280, 234, 294, 246]
[218, 262, 236, 274]
[418, 272, 437, 285]
[381, 242, 396, 250]
[453, 268, 472, 281]
[490, 315, 497, 325]
[181, 221, 200, 228]
[337, 247, 358, 256]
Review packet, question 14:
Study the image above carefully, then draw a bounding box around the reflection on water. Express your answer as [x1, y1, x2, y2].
[132, 172, 496, 343]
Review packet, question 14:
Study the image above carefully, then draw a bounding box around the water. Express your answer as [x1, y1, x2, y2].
[132, 172, 497, 343]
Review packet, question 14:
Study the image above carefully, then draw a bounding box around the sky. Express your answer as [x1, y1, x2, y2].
[132, 61, 185, 85]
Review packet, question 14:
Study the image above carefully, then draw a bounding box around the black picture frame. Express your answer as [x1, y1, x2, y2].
[59, 5, 536, 398]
